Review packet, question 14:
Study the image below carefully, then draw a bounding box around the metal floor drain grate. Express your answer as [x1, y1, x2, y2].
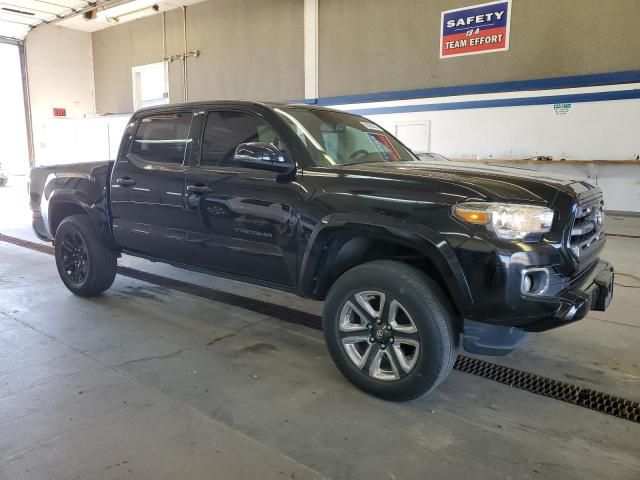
[2, 233, 638, 424]
[453, 356, 639, 423]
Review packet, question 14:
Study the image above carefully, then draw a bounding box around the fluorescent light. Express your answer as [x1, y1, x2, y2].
[96, 1, 160, 24]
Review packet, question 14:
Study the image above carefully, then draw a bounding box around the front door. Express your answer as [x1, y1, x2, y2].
[110, 110, 195, 264]
[183, 109, 301, 287]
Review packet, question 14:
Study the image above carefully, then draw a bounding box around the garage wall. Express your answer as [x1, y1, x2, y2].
[26, 0, 640, 210]
[91, 0, 640, 111]
[92, 15, 163, 114]
[25, 25, 96, 165]
[312, 0, 640, 213]
[334, 84, 640, 161]
[92, 0, 304, 114]
[318, 0, 640, 97]
[337, 92, 640, 212]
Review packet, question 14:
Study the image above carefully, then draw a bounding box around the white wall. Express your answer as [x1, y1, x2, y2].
[25, 25, 96, 166]
[331, 84, 640, 213]
[350, 88, 640, 161]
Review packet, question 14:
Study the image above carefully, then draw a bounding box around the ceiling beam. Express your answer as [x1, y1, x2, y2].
[0, 14, 40, 26]
[0, 33, 21, 43]
[0, 0, 134, 37]
[0, 2, 63, 18]
[30, 0, 81, 11]
[38, 0, 133, 27]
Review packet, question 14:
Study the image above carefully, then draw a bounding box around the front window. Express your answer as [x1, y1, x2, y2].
[201, 110, 279, 167]
[275, 107, 416, 167]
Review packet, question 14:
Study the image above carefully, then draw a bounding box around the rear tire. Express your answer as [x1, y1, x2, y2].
[54, 214, 117, 297]
[323, 260, 458, 401]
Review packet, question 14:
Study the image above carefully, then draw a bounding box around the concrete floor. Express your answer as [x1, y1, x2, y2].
[1, 176, 639, 479]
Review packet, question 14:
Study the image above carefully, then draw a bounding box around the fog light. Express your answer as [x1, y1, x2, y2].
[521, 268, 550, 296]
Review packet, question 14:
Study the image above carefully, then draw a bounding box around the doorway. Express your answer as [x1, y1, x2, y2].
[0, 41, 29, 176]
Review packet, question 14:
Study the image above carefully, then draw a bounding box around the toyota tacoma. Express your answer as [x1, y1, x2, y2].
[29, 101, 614, 400]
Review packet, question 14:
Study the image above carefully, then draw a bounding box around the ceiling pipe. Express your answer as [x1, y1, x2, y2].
[182, 5, 187, 101]
[161, 5, 199, 102]
[161, 11, 169, 101]
[19, 41, 35, 168]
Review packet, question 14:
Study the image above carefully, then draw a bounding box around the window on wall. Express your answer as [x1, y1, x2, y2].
[131, 112, 193, 164]
[132, 62, 169, 110]
[201, 111, 278, 167]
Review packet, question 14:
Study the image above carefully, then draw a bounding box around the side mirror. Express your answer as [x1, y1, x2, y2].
[234, 142, 293, 174]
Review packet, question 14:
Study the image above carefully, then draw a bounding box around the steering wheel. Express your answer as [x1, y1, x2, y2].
[348, 149, 369, 161]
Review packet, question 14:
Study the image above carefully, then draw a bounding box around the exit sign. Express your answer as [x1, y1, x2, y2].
[53, 107, 66, 117]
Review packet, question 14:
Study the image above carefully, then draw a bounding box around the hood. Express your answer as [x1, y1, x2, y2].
[332, 160, 588, 204]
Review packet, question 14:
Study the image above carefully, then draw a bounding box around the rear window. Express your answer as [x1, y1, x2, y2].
[131, 112, 193, 164]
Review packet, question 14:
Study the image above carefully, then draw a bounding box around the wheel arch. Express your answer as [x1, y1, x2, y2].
[48, 190, 117, 249]
[49, 199, 87, 235]
[299, 214, 473, 315]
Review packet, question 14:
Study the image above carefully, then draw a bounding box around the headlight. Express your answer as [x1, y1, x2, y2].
[453, 202, 554, 240]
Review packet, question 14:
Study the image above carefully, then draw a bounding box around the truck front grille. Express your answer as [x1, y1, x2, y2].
[569, 194, 605, 258]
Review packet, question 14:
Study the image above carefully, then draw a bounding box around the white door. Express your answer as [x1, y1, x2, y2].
[395, 122, 430, 153]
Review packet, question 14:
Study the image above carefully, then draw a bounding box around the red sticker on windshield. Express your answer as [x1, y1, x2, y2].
[367, 133, 402, 161]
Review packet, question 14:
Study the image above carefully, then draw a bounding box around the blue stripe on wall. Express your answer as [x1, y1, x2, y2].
[296, 70, 640, 106]
[345, 89, 640, 115]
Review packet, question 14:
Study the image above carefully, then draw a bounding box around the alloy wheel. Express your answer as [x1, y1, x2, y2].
[338, 291, 420, 381]
[60, 231, 89, 284]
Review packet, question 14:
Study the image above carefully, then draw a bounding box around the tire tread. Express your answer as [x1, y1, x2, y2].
[54, 214, 117, 297]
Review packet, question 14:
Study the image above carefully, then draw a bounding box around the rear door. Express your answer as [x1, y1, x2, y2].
[183, 108, 301, 287]
[110, 110, 195, 263]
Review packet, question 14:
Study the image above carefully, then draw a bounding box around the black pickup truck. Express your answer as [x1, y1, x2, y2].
[29, 101, 614, 400]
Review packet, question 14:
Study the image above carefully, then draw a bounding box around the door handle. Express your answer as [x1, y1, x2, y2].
[187, 184, 212, 194]
[116, 177, 136, 187]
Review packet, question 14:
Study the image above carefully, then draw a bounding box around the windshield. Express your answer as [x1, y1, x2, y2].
[275, 107, 417, 167]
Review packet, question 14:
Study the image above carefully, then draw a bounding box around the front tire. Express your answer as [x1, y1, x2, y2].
[323, 260, 459, 401]
[54, 214, 117, 297]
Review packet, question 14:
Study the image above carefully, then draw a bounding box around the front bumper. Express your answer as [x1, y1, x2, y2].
[523, 259, 614, 332]
[463, 259, 614, 356]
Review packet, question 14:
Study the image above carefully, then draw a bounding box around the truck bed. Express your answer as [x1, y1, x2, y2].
[30, 161, 113, 241]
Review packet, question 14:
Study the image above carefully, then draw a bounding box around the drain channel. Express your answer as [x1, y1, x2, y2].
[453, 356, 639, 422]
[1, 233, 638, 424]
[608, 233, 640, 239]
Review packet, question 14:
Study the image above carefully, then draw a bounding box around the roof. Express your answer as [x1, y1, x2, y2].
[133, 100, 344, 115]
